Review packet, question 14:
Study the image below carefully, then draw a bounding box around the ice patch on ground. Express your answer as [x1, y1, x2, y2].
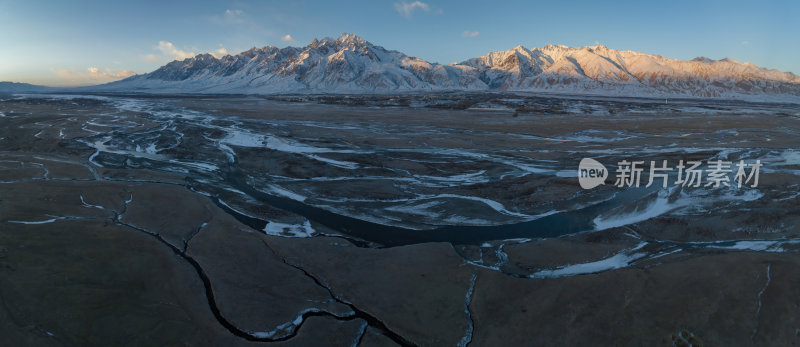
[263, 184, 307, 202]
[707, 239, 800, 252]
[168, 160, 218, 172]
[593, 191, 678, 231]
[304, 154, 359, 169]
[221, 130, 360, 168]
[781, 150, 800, 165]
[265, 135, 349, 153]
[135, 142, 159, 154]
[221, 130, 264, 147]
[80, 195, 105, 210]
[7, 218, 60, 224]
[415, 170, 489, 186]
[251, 308, 322, 339]
[431, 193, 533, 219]
[217, 199, 260, 219]
[85, 136, 168, 166]
[759, 150, 800, 175]
[593, 184, 761, 231]
[263, 220, 315, 237]
[529, 242, 648, 278]
[384, 200, 444, 219]
[218, 142, 236, 162]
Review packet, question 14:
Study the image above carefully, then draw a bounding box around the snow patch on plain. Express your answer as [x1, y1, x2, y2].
[529, 242, 648, 278]
[263, 220, 315, 237]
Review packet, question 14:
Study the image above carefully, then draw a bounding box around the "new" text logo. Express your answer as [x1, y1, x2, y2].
[578, 158, 608, 189]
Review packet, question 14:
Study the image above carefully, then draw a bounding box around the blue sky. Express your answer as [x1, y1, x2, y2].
[1, 0, 797, 86]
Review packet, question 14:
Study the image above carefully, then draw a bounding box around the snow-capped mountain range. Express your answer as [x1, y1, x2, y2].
[97, 33, 800, 99]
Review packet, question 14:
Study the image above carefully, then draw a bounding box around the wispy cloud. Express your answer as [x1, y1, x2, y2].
[741, 40, 750, 46]
[394, 1, 431, 18]
[210, 44, 230, 58]
[223, 9, 246, 24]
[210, 8, 275, 40]
[143, 41, 196, 62]
[55, 67, 136, 86]
[157, 41, 196, 60]
[281, 34, 294, 42]
[462, 30, 480, 38]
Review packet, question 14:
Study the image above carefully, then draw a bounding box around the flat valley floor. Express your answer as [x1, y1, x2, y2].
[1, 93, 799, 345]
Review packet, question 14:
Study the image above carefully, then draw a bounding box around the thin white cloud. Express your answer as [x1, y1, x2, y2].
[281, 34, 294, 42]
[210, 8, 276, 38]
[210, 44, 229, 58]
[462, 31, 480, 38]
[741, 40, 750, 46]
[56, 67, 136, 86]
[223, 9, 246, 24]
[146, 42, 234, 61]
[90, 67, 135, 79]
[156, 41, 196, 60]
[394, 1, 431, 18]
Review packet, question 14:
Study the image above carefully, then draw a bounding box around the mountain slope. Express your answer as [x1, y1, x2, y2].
[98, 34, 800, 99]
[0, 82, 54, 93]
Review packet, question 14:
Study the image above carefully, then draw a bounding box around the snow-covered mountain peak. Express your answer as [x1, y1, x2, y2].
[511, 45, 528, 52]
[99, 34, 800, 100]
[337, 33, 368, 45]
[692, 56, 715, 63]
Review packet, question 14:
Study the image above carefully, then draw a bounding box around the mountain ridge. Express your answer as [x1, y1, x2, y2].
[92, 33, 800, 100]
